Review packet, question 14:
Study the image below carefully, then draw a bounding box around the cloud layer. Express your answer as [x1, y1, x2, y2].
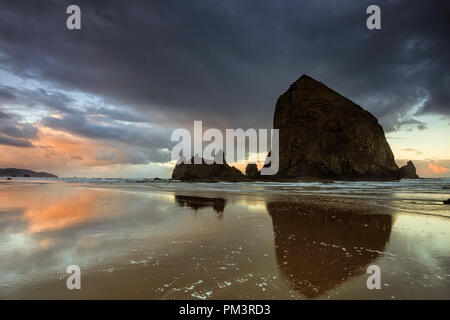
[0, 0, 448, 176]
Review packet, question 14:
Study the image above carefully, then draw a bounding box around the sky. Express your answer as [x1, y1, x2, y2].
[0, 0, 449, 178]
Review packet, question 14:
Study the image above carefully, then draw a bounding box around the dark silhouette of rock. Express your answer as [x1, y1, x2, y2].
[398, 160, 419, 179]
[444, 199, 450, 205]
[175, 195, 226, 214]
[272, 75, 399, 180]
[172, 156, 247, 182]
[245, 163, 259, 178]
[0, 168, 57, 178]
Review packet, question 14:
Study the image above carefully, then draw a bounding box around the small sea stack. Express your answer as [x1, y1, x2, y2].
[399, 160, 419, 179]
[245, 163, 259, 178]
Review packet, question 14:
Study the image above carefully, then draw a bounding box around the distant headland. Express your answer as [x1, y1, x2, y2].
[0, 168, 58, 178]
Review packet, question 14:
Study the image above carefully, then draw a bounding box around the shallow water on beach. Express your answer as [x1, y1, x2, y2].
[0, 179, 449, 299]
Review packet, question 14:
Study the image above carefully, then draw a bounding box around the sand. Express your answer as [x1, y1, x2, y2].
[0, 178, 449, 299]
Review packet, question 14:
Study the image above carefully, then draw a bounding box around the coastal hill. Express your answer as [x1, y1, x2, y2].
[0, 168, 58, 178]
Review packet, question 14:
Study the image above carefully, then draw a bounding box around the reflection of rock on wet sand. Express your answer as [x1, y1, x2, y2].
[267, 201, 392, 298]
[175, 195, 226, 215]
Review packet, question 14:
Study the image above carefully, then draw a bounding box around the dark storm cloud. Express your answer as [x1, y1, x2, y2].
[0, 109, 11, 119]
[0, 84, 172, 162]
[0, 135, 32, 147]
[41, 112, 171, 152]
[0, 85, 75, 114]
[0, 108, 37, 147]
[0, 87, 41, 147]
[85, 106, 146, 123]
[43, 109, 175, 163]
[0, 0, 448, 133]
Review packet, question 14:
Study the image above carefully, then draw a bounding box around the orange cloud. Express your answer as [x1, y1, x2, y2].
[428, 163, 449, 174]
[0, 127, 125, 173]
[229, 160, 264, 174]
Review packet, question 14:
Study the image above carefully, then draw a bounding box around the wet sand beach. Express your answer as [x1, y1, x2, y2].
[0, 179, 449, 299]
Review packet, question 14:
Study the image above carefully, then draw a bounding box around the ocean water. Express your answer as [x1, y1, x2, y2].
[0, 178, 449, 299]
[59, 177, 450, 218]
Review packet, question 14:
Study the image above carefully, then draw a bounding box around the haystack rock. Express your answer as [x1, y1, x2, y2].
[398, 160, 419, 179]
[172, 156, 247, 182]
[272, 75, 400, 180]
[245, 163, 259, 178]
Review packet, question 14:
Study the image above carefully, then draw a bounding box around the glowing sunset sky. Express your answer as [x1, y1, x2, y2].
[0, 1, 448, 178]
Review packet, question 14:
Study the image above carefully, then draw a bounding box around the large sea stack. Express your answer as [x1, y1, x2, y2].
[272, 75, 400, 180]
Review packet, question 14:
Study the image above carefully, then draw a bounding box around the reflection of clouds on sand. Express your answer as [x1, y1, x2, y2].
[267, 201, 392, 298]
[0, 183, 235, 289]
[0, 184, 116, 285]
[0, 183, 104, 233]
[235, 198, 267, 213]
[388, 213, 450, 275]
[24, 192, 100, 233]
[0, 233, 37, 254]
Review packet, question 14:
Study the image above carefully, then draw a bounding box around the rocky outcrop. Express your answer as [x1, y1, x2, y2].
[398, 160, 419, 179]
[0, 168, 58, 178]
[172, 156, 247, 182]
[245, 163, 259, 178]
[272, 75, 400, 180]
